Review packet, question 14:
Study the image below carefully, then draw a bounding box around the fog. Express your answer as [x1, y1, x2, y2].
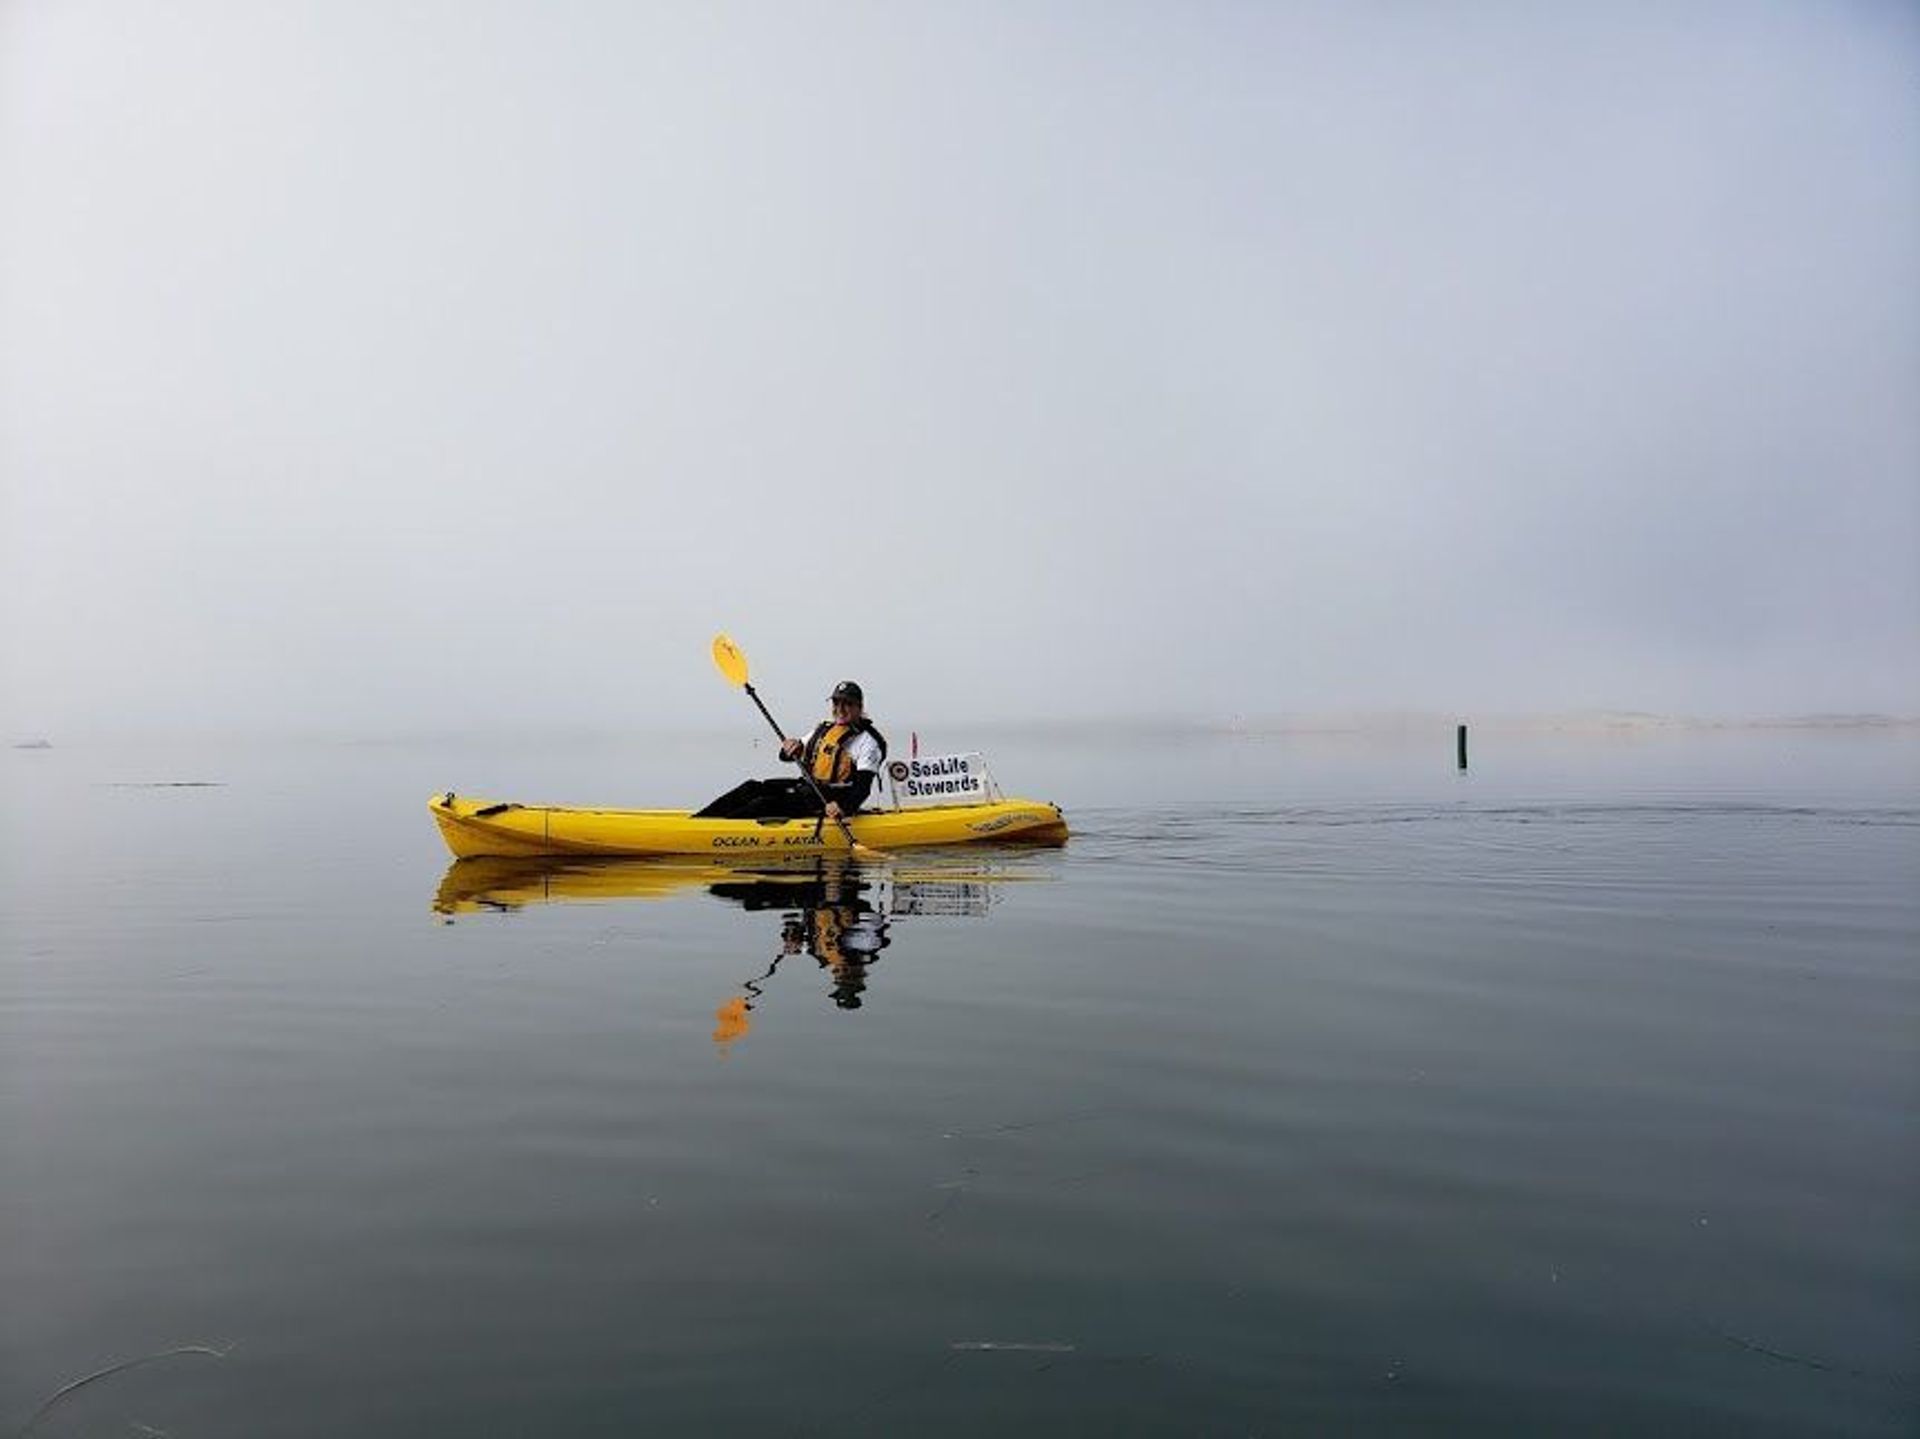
[3, 1, 1915, 739]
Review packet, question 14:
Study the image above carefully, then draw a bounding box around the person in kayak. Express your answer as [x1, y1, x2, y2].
[695, 680, 889, 820]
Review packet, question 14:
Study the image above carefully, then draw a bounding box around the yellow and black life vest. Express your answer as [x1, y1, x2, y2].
[802, 718, 887, 784]
[811, 905, 850, 966]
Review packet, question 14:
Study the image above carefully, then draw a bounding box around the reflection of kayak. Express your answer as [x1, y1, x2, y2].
[429, 792, 1069, 859]
[434, 854, 839, 914]
[434, 853, 1048, 916]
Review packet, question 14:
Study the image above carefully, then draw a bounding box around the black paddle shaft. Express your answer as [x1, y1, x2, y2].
[741, 683, 789, 746]
[743, 683, 862, 844]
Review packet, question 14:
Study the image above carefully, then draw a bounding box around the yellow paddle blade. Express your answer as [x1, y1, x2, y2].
[712, 995, 751, 1054]
[711, 633, 750, 688]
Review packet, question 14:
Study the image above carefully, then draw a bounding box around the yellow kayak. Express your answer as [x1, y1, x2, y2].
[429, 792, 1069, 859]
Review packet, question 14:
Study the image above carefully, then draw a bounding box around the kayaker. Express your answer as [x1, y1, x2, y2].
[696, 680, 889, 820]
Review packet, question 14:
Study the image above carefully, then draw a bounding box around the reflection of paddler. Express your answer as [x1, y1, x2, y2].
[784, 860, 889, 1008]
[797, 899, 889, 1009]
[746, 861, 889, 1009]
[708, 861, 892, 1052]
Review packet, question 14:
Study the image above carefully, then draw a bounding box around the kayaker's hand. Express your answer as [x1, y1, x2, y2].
[824, 801, 843, 821]
[779, 738, 802, 761]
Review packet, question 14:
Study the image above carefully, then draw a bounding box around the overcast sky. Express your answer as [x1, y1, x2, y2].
[2, 1, 1914, 737]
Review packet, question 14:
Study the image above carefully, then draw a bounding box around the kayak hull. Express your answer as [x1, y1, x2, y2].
[430, 792, 1069, 859]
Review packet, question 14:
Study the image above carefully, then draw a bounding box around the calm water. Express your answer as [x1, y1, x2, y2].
[3, 727, 1916, 1436]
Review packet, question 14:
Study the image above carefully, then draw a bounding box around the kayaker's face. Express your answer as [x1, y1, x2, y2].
[832, 698, 860, 721]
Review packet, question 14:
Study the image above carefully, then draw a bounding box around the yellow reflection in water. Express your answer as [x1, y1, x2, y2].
[433, 852, 1053, 1054]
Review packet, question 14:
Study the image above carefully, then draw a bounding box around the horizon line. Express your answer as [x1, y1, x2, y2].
[10, 709, 1920, 747]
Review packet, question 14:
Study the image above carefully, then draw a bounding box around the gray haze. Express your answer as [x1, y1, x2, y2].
[3, 1, 1916, 738]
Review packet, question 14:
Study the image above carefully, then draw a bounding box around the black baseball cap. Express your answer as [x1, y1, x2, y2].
[831, 680, 864, 704]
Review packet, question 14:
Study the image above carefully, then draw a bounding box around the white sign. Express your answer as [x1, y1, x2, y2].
[887, 752, 988, 806]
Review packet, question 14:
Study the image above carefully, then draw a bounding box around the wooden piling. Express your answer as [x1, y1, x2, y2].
[1457, 723, 1468, 771]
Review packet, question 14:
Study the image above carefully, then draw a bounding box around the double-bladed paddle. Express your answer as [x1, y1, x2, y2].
[710, 633, 883, 859]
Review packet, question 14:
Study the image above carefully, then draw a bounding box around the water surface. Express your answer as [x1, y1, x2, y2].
[4, 727, 1916, 1434]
